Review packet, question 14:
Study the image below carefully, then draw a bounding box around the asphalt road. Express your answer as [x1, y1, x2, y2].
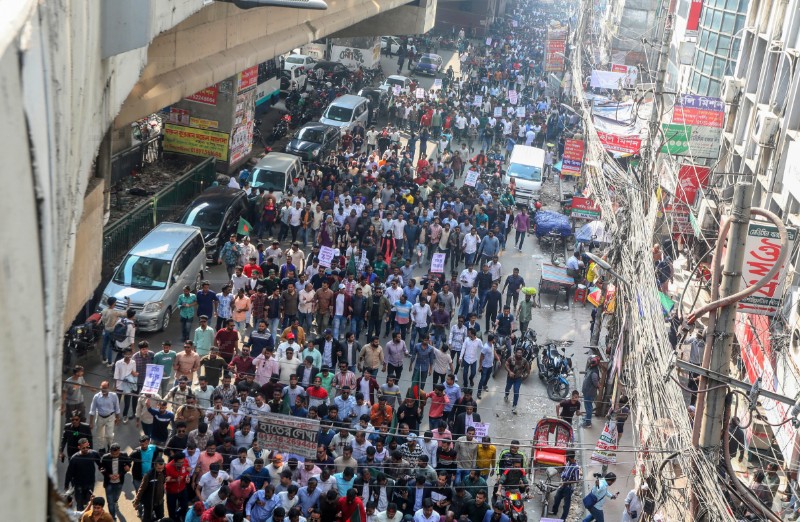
[58, 43, 597, 522]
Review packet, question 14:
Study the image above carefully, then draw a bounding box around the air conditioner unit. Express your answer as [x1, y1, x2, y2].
[754, 112, 779, 146]
[721, 77, 742, 104]
[696, 198, 718, 230]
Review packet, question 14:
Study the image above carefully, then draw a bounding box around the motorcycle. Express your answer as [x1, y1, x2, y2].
[270, 114, 291, 143]
[501, 488, 528, 522]
[545, 347, 574, 401]
[514, 328, 538, 364]
[63, 313, 102, 370]
[493, 332, 512, 377]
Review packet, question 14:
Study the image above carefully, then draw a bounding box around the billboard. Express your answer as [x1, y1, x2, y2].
[738, 222, 798, 316]
[562, 139, 585, 176]
[597, 131, 641, 155]
[570, 197, 601, 220]
[237, 66, 258, 93]
[257, 414, 319, 459]
[163, 124, 229, 160]
[661, 123, 721, 159]
[186, 85, 219, 106]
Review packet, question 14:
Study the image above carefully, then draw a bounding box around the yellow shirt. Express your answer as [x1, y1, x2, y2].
[476, 444, 497, 476]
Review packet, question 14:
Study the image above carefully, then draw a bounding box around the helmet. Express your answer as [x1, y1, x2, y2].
[534, 201, 542, 210]
[588, 356, 600, 368]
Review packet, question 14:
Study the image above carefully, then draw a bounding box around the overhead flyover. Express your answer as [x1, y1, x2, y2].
[116, 0, 437, 126]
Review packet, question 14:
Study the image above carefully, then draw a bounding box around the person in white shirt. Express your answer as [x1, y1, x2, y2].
[458, 266, 478, 299]
[410, 301, 432, 348]
[229, 448, 253, 480]
[461, 231, 481, 267]
[413, 501, 439, 522]
[375, 506, 404, 522]
[460, 329, 483, 387]
[487, 257, 502, 284]
[197, 465, 230, 501]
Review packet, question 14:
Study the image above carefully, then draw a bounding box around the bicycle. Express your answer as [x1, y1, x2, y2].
[533, 475, 559, 517]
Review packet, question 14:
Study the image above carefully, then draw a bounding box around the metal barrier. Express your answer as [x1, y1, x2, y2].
[110, 134, 163, 186]
[102, 157, 217, 278]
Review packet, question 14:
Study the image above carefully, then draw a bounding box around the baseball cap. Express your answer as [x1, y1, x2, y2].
[287, 333, 295, 340]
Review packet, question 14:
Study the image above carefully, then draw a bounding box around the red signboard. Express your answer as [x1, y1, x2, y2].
[238, 66, 258, 93]
[611, 63, 629, 73]
[662, 203, 693, 234]
[673, 107, 725, 128]
[186, 85, 219, 106]
[735, 312, 796, 465]
[687, 0, 703, 31]
[562, 139, 585, 175]
[597, 131, 641, 155]
[570, 196, 601, 220]
[674, 165, 710, 205]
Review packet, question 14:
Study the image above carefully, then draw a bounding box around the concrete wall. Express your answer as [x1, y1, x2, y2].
[116, 0, 432, 125]
[63, 178, 106, 327]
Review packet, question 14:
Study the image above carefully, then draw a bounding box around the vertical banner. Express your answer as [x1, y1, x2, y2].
[562, 139, 585, 176]
[590, 421, 618, 464]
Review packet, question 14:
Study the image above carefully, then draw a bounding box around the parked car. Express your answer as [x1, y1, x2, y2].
[379, 74, 411, 94]
[179, 186, 249, 262]
[414, 53, 443, 76]
[280, 67, 308, 93]
[284, 54, 316, 71]
[311, 61, 350, 85]
[381, 36, 403, 55]
[285, 123, 340, 161]
[99, 223, 206, 332]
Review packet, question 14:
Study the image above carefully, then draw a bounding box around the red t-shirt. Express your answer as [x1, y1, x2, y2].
[165, 460, 189, 494]
[337, 496, 366, 522]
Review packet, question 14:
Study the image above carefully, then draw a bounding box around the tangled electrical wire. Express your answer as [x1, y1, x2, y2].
[569, 0, 742, 519]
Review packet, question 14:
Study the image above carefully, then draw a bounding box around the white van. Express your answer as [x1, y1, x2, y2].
[99, 223, 206, 332]
[507, 145, 545, 205]
[250, 152, 303, 202]
[319, 94, 370, 134]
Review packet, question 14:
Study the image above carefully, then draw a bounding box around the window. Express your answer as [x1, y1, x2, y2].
[721, 12, 736, 32]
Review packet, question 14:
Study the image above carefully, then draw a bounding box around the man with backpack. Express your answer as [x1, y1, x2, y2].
[111, 309, 137, 364]
[100, 296, 130, 367]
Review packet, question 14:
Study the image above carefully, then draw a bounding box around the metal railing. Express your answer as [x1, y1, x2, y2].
[102, 157, 217, 278]
[110, 133, 163, 186]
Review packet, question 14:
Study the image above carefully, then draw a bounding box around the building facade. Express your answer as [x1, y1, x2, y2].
[716, 0, 800, 468]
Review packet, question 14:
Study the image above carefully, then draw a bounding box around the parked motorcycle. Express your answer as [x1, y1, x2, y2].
[543, 345, 574, 401]
[270, 114, 291, 143]
[63, 313, 102, 371]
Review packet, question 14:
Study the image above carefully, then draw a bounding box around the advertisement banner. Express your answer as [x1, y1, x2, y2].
[736, 312, 797, 465]
[331, 41, 381, 70]
[186, 85, 219, 106]
[229, 90, 256, 165]
[738, 222, 798, 315]
[163, 124, 229, 160]
[257, 414, 319, 459]
[597, 131, 641, 155]
[673, 94, 725, 127]
[570, 197, 601, 220]
[562, 139, 584, 176]
[674, 165, 711, 205]
[169, 108, 191, 126]
[662, 203, 693, 234]
[189, 117, 219, 130]
[661, 123, 722, 159]
[237, 66, 258, 93]
[590, 422, 618, 465]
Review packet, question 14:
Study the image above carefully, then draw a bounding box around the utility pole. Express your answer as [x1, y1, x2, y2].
[697, 182, 753, 450]
[640, 0, 676, 192]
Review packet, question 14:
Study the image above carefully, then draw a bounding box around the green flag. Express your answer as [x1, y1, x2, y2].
[237, 217, 253, 236]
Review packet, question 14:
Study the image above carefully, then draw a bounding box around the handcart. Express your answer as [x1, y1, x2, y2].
[539, 262, 575, 309]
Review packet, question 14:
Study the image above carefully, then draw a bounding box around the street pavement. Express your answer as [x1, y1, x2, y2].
[57, 43, 623, 522]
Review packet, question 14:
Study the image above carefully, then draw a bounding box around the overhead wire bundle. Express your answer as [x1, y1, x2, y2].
[569, 0, 739, 519]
